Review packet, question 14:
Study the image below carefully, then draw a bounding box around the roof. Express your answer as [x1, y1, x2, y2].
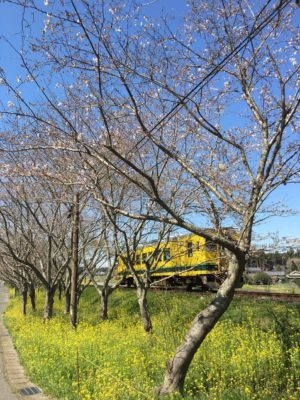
[246, 267, 261, 273]
[267, 271, 285, 276]
[286, 270, 300, 279]
[246, 268, 285, 276]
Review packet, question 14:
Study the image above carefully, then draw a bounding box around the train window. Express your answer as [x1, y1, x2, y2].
[135, 254, 140, 265]
[163, 248, 171, 261]
[206, 242, 217, 251]
[187, 242, 193, 257]
[142, 253, 147, 263]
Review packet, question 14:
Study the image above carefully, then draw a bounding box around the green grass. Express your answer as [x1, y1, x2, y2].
[4, 288, 300, 400]
[241, 282, 300, 294]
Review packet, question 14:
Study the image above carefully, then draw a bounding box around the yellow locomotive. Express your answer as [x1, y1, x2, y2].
[118, 233, 228, 289]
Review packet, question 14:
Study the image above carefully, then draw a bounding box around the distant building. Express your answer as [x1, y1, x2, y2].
[267, 270, 286, 278]
[245, 267, 286, 282]
[287, 271, 300, 279]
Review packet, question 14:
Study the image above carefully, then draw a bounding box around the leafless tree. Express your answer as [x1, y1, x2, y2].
[106, 208, 173, 333]
[0, 256, 37, 315]
[94, 169, 174, 331]
[83, 214, 120, 321]
[73, 197, 119, 321]
[0, 177, 72, 319]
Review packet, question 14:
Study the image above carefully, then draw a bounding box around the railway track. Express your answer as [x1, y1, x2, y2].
[196, 289, 300, 302]
[233, 290, 300, 302]
[121, 285, 300, 302]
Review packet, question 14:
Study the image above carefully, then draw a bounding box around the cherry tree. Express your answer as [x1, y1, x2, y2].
[0, 255, 37, 315]
[0, 175, 72, 319]
[95, 167, 174, 331]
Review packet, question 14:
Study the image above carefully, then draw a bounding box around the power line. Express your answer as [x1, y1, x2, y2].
[117, 0, 292, 159]
[147, 0, 291, 135]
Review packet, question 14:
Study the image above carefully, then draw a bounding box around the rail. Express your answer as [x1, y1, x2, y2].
[120, 285, 300, 302]
[233, 290, 300, 302]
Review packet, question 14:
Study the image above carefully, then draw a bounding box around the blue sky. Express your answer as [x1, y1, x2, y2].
[0, 1, 299, 242]
[0, 3, 24, 77]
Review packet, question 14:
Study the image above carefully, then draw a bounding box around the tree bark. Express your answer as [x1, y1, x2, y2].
[21, 288, 28, 316]
[29, 284, 36, 311]
[70, 192, 80, 328]
[44, 288, 55, 320]
[65, 286, 71, 314]
[101, 290, 109, 320]
[157, 253, 244, 395]
[137, 286, 152, 333]
[57, 282, 63, 300]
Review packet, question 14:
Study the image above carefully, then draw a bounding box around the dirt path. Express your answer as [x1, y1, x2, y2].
[0, 282, 18, 400]
[0, 282, 52, 400]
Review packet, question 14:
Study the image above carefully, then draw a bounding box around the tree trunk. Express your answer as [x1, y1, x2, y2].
[100, 289, 109, 320]
[157, 253, 244, 396]
[58, 282, 63, 300]
[65, 286, 71, 314]
[70, 192, 80, 329]
[137, 286, 152, 333]
[29, 284, 36, 311]
[44, 288, 55, 320]
[21, 288, 28, 316]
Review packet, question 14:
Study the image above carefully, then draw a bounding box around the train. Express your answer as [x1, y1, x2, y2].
[117, 233, 231, 290]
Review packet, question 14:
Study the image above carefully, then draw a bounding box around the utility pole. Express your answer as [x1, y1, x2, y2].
[70, 192, 80, 328]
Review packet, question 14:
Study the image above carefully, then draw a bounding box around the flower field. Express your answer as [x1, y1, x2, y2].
[4, 288, 300, 400]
